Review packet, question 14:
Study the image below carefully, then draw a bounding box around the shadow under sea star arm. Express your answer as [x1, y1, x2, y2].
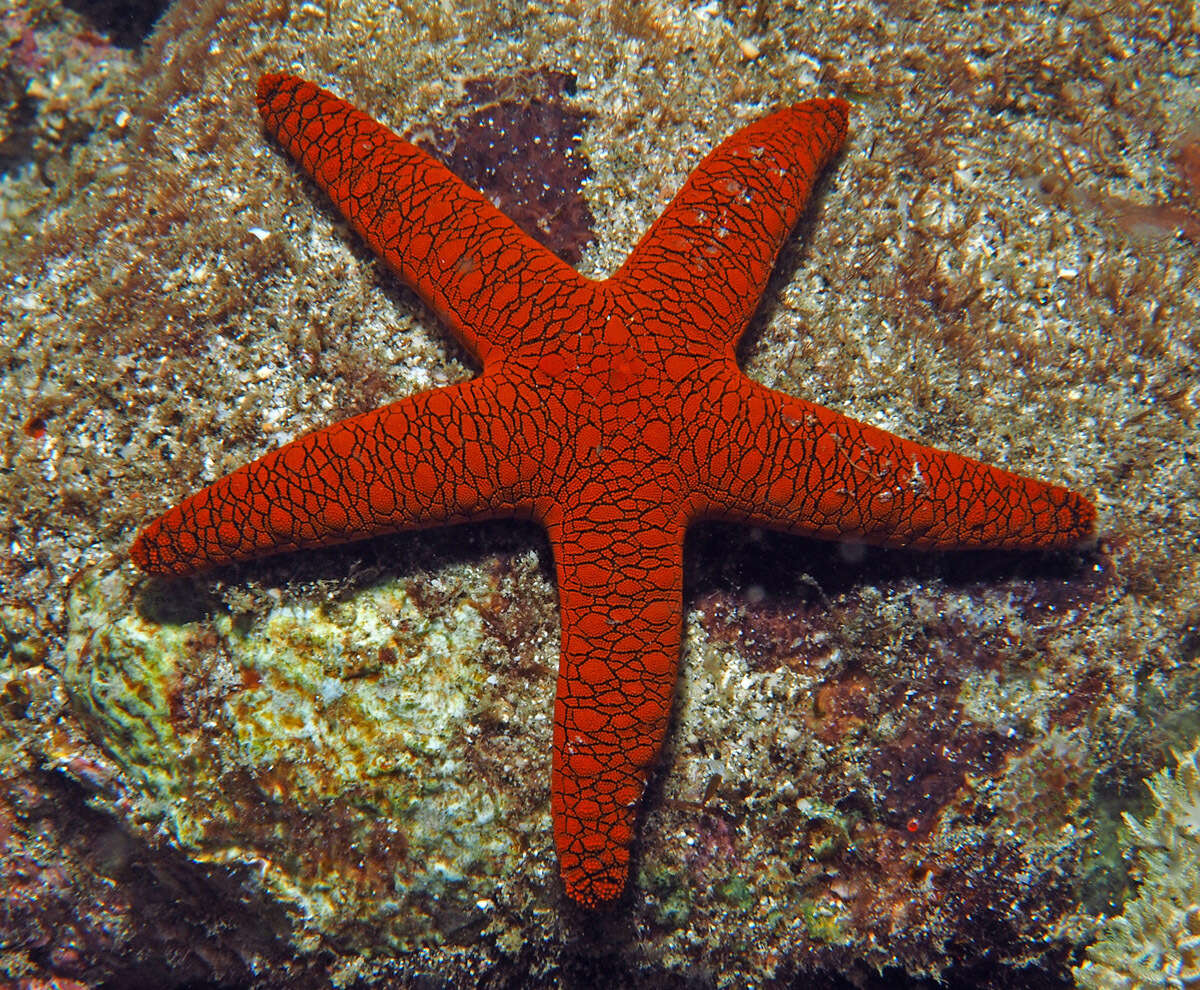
[131, 378, 540, 575]
[689, 377, 1096, 551]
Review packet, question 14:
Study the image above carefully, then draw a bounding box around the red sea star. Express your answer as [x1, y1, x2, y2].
[131, 73, 1095, 907]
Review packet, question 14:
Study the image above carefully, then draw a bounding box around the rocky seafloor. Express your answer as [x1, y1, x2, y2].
[1, 1, 1198, 987]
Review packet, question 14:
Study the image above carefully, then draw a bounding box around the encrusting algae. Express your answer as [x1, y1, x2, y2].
[63, 560, 549, 951]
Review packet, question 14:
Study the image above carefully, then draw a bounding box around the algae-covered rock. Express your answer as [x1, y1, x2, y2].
[64, 560, 551, 952]
[4, 0, 1199, 984]
[1074, 741, 1200, 990]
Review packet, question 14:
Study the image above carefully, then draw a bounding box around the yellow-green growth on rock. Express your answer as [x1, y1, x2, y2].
[1074, 742, 1200, 990]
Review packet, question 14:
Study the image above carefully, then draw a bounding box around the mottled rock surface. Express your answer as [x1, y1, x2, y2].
[2, 0, 1198, 986]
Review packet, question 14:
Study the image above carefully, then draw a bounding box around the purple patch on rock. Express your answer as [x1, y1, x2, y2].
[411, 69, 595, 265]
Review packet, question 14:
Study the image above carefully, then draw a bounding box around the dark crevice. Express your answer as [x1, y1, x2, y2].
[62, 0, 171, 48]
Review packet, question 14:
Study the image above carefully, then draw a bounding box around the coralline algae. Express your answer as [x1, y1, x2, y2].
[64, 558, 549, 950]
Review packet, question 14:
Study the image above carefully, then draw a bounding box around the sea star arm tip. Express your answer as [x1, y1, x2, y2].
[548, 513, 686, 906]
[255, 72, 589, 369]
[132, 379, 539, 575]
[690, 380, 1096, 552]
[613, 96, 850, 351]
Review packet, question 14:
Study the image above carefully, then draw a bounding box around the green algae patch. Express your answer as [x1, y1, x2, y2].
[797, 898, 848, 944]
[716, 875, 754, 910]
[64, 563, 540, 951]
[66, 569, 198, 830]
[641, 866, 692, 929]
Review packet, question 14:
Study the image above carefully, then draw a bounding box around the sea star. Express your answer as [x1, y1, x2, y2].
[132, 73, 1095, 907]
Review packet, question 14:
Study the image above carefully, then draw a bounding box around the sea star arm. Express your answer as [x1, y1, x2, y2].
[255, 73, 591, 367]
[689, 374, 1095, 551]
[546, 509, 686, 906]
[611, 98, 849, 351]
[131, 379, 539, 574]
